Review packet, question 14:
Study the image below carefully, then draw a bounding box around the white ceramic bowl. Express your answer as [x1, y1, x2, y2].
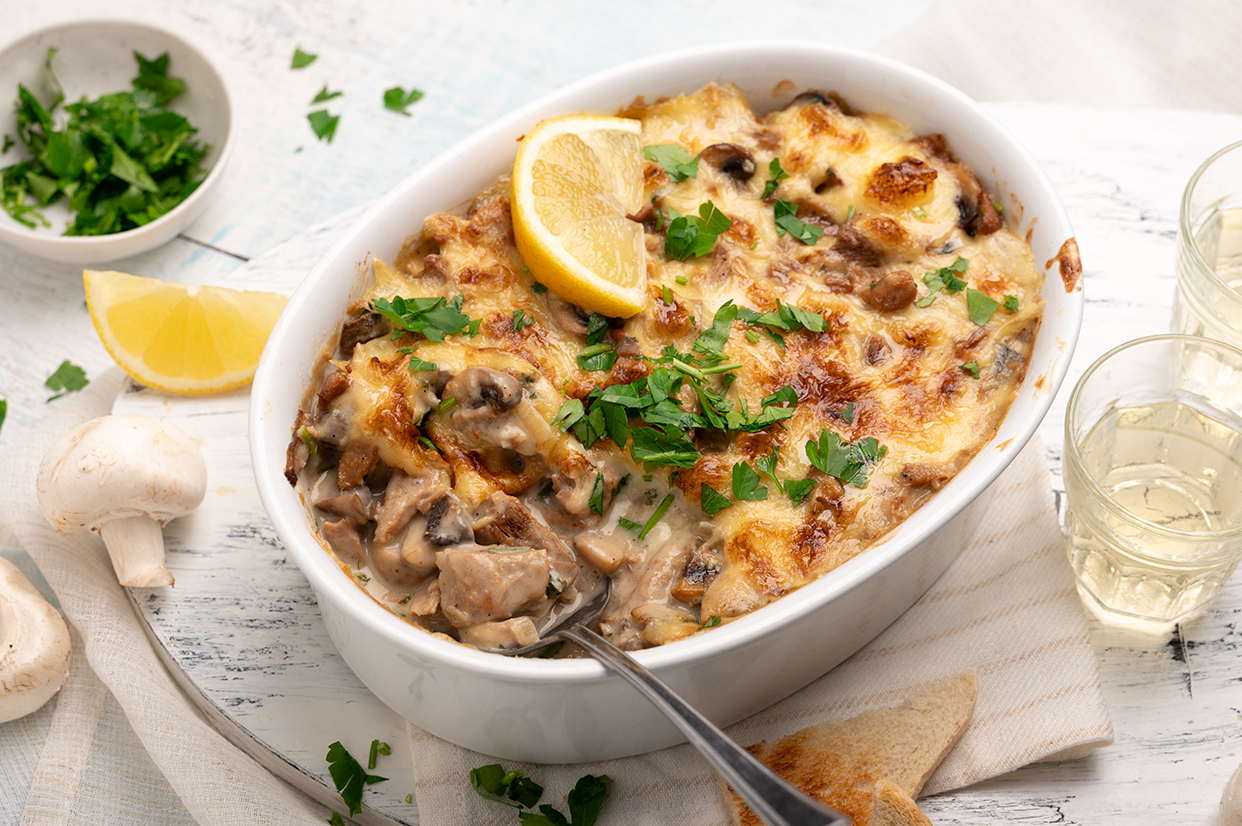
[0, 20, 233, 264]
[251, 42, 1083, 763]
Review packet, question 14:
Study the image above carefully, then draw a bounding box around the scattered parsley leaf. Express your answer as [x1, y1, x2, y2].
[439, 396, 457, 414]
[1004, 295, 1020, 312]
[372, 294, 473, 341]
[700, 483, 733, 515]
[312, 84, 343, 103]
[533, 640, 566, 659]
[398, 348, 437, 372]
[754, 447, 785, 495]
[617, 517, 642, 534]
[566, 774, 613, 826]
[731, 462, 768, 501]
[675, 274, 688, 285]
[552, 399, 585, 432]
[513, 309, 535, 332]
[531, 281, 548, 294]
[326, 741, 387, 817]
[367, 740, 390, 770]
[546, 575, 567, 599]
[701, 615, 722, 628]
[642, 144, 698, 182]
[576, 343, 617, 372]
[404, 794, 414, 805]
[328, 812, 345, 826]
[662, 285, 673, 305]
[845, 204, 855, 221]
[588, 473, 606, 515]
[308, 109, 340, 143]
[959, 361, 981, 379]
[784, 477, 816, 505]
[916, 257, 969, 308]
[744, 329, 760, 344]
[692, 301, 738, 361]
[840, 402, 854, 425]
[761, 157, 789, 199]
[773, 200, 823, 245]
[638, 493, 675, 540]
[299, 426, 319, 455]
[384, 86, 424, 116]
[911, 205, 929, 221]
[0, 399, 7, 434]
[665, 201, 731, 260]
[470, 764, 545, 810]
[805, 429, 888, 488]
[630, 429, 698, 470]
[584, 312, 609, 346]
[45, 360, 88, 401]
[291, 46, 317, 69]
[966, 288, 1001, 326]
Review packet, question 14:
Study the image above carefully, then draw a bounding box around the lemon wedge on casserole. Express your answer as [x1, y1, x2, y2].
[511, 115, 647, 318]
[84, 269, 287, 394]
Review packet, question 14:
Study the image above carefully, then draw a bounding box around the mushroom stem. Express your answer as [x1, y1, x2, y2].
[98, 517, 175, 587]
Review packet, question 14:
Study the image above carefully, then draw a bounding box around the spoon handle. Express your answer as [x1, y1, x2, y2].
[559, 625, 852, 826]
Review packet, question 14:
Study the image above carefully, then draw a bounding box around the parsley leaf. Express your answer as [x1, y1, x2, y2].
[783, 477, 816, 505]
[630, 429, 698, 470]
[398, 348, 437, 372]
[372, 294, 473, 341]
[773, 200, 824, 245]
[959, 361, 981, 379]
[805, 429, 888, 488]
[308, 109, 340, 143]
[326, 741, 387, 816]
[966, 288, 1001, 326]
[665, 201, 731, 260]
[566, 773, 613, 826]
[291, 46, 318, 69]
[312, 84, 343, 103]
[642, 144, 698, 182]
[638, 493, 675, 540]
[367, 739, 390, 770]
[617, 517, 642, 534]
[552, 399, 585, 432]
[384, 86, 424, 116]
[470, 764, 544, 809]
[513, 309, 535, 332]
[761, 157, 788, 199]
[1003, 295, 1020, 312]
[0, 399, 6, 435]
[45, 360, 88, 401]
[700, 483, 733, 515]
[576, 343, 617, 372]
[754, 447, 785, 495]
[701, 615, 722, 628]
[731, 462, 768, 501]
[692, 301, 738, 360]
[915, 257, 969, 308]
[588, 473, 606, 515]
[328, 812, 345, 826]
[584, 312, 609, 346]
[840, 402, 854, 425]
[531, 281, 548, 294]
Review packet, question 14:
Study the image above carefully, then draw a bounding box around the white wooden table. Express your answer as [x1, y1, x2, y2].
[4, 3, 1242, 824]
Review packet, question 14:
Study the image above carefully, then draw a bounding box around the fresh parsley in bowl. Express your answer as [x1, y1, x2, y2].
[0, 20, 233, 264]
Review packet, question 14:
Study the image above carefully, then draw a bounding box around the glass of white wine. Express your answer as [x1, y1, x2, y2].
[1064, 335, 1242, 627]
[1173, 141, 1242, 346]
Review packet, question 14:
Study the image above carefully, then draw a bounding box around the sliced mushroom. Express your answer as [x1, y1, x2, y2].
[445, 367, 523, 423]
[948, 162, 1003, 237]
[339, 311, 384, 356]
[632, 603, 700, 647]
[424, 493, 474, 545]
[321, 518, 366, 564]
[0, 558, 71, 723]
[400, 516, 439, 577]
[574, 532, 629, 576]
[699, 143, 756, 181]
[315, 488, 374, 526]
[374, 468, 450, 543]
[369, 539, 426, 588]
[544, 294, 592, 337]
[865, 271, 918, 313]
[459, 616, 541, 651]
[308, 410, 349, 448]
[36, 415, 207, 588]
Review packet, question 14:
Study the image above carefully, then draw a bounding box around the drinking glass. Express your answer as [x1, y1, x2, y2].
[1173, 141, 1242, 347]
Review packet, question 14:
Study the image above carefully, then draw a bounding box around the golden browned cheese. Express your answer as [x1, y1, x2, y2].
[317, 83, 1042, 639]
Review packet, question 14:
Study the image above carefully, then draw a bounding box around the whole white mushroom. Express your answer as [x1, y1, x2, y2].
[36, 414, 207, 587]
[0, 558, 71, 723]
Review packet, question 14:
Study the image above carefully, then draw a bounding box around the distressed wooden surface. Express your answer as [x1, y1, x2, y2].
[3, 3, 1242, 822]
[105, 104, 1242, 825]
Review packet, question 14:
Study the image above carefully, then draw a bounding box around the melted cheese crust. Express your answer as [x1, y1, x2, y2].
[321, 83, 1042, 635]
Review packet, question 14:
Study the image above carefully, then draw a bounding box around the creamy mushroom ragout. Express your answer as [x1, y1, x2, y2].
[285, 83, 1046, 655]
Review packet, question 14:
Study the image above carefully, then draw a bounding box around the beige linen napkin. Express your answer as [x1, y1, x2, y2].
[0, 369, 330, 826]
[407, 434, 1113, 825]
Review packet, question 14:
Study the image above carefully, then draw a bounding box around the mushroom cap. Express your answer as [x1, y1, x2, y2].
[36, 414, 208, 535]
[0, 558, 71, 723]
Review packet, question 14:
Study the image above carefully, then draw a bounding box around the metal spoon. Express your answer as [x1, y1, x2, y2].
[502, 582, 853, 826]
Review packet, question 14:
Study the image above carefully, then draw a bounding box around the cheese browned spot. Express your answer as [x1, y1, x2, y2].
[289, 83, 1044, 651]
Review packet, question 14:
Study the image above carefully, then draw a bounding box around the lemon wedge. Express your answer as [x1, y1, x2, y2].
[83, 270, 288, 394]
[511, 115, 647, 318]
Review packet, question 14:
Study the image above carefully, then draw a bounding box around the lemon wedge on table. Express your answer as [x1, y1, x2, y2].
[83, 270, 288, 394]
[511, 115, 647, 318]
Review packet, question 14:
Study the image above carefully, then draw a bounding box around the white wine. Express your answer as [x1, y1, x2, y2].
[1065, 396, 1242, 623]
[1173, 206, 1242, 346]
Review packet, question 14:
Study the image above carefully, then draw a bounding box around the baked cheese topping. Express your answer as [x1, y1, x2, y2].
[287, 83, 1043, 653]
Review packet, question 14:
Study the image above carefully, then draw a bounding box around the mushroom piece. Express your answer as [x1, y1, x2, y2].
[36, 415, 208, 588]
[0, 558, 71, 723]
[699, 143, 757, 181]
[445, 367, 523, 422]
[544, 294, 592, 337]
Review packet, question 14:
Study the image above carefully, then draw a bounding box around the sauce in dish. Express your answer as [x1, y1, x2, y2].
[285, 83, 1043, 654]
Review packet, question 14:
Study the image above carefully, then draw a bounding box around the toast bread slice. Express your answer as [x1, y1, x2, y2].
[720, 669, 977, 826]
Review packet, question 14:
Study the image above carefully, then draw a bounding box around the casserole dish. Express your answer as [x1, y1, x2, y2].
[251, 41, 1082, 763]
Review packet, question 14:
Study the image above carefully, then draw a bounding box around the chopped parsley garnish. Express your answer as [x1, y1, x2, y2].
[911, 205, 929, 221]
[531, 281, 548, 294]
[384, 86, 424, 116]
[399, 349, 437, 372]
[367, 740, 390, 770]
[439, 396, 457, 414]
[326, 741, 387, 816]
[312, 84, 343, 103]
[773, 200, 824, 245]
[512, 309, 535, 332]
[307, 109, 340, 143]
[617, 517, 642, 534]
[701, 615, 722, 628]
[731, 461, 768, 501]
[642, 144, 698, 182]
[0, 400, 7, 435]
[761, 157, 789, 200]
[845, 204, 855, 221]
[754, 447, 784, 495]
[966, 288, 1001, 326]
[552, 398, 585, 432]
[1004, 295, 1020, 312]
[840, 402, 854, 425]
[470, 764, 544, 809]
[783, 477, 816, 505]
[299, 426, 318, 455]
[700, 483, 733, 515]
[662, 285, 674, 305]
[533, 640, 566, 659]
[588, 473, 606, 515]
[2, 49, 210, 235]
[744, 329, 760, 344]
[665, 201, 731, 260]
[959, 361, 981, 379]
[584, 312, 609, 346]
[546, 575, 567, 598]
[576, 343, 617, 372]
[329, 812, 345, 826]
[915, 257, 969, 308]
[675, 274, 688, 285]
[805, 429, 888, 488]
[372, 294, 474, 341]
[736, 300, 826, 337]
[638, 493, 675, 540]
[291, 46, 318, 69]
[45, 360, 89, 401]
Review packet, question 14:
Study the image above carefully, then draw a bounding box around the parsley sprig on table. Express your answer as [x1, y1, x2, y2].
[1, 49, 210, 235]
[472, 763, 613, 826]
[326, 740, 387, 817]
[45, 360, 89, 401]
